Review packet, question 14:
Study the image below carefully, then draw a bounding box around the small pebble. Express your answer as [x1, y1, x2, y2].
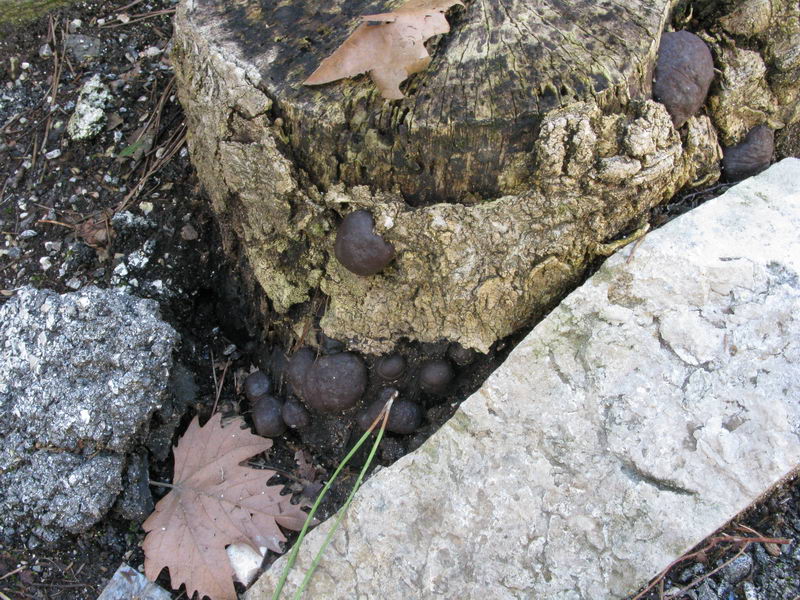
[180, 224, 199, 240]
[44, 241, 62, 253]
[139, 201, 154, 215]
[69, 19, 82, 33]
[721, 553, 752, 584]
[18, 230, 38, 240]
[742, 581, 759, 600]
[39, 44, 53, 58]
[44, 149, 61, 160]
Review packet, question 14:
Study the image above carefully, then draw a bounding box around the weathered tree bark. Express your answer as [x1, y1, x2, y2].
[172, 0, 799, 353]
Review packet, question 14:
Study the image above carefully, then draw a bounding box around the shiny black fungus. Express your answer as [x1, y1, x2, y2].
[334, 210, 395, 276]
[252, 395, 286, 437]
[287, 347, 315, 399]
[419, 359, 454, 394]
[723, 125, 774, 182]
[446, 342, 477, 367]
[244, 370, 271, 402]
[358, 393, 423, 435]
[376, 353, 407, 381]
[282, 397, 312, 429]
[653, 31, 715, 128]
[303, 352, 368, 413]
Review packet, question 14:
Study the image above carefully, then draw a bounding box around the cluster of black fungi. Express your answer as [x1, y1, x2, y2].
[244, 341, 478, 439]
[653, 31, 774, 181]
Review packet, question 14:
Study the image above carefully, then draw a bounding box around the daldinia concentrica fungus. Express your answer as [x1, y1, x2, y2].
[446, 342, 477, 367]
[244, 370, 271, 402]
[722, 125, 774, 182]
[419, 359, 454, 394]
[376, 353, 407, 381]
[303, 352, 367, 413]
[653, 31, 715, 128]
[358, 389, 423, 435]
[334, 210, 395, 276]
[282, 397, 312, 429]
[252, 395, 287, 437]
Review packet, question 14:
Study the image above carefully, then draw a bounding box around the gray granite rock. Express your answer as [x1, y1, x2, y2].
[0, 286, 177, 543]
[67, 74, 110, 141]
[248, 159, 800, 599]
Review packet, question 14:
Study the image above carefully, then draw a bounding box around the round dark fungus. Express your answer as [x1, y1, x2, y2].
[252, 395, 287, 437]
[334, 210, 396, 276]
[376, 353, 407, 381]
[303, 352, 367, 413]
[419, 359, 455, 394]
[358, 395, 423, 435]
[282, 397, 312, 429]
[244, 370, 271, 402]
[386, 399, 423, 434]
[447, 342, 477, 367]
[723, 125, 774, 182]
[287, 347, 315, 398]
[653, 31, 714, 128]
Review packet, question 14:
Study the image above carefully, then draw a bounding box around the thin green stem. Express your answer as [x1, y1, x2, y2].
[271, 394, 395, 599]
[293, 410, 389, 599]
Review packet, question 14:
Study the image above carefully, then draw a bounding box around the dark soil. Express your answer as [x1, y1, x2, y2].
[0, 2, 798, 600]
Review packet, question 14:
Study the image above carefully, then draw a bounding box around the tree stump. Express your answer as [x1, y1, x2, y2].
[172, 0, 798, 353]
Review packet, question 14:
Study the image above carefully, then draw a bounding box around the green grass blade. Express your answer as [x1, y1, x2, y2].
[292, 412, 388, 599]
[271, 396, 394, 599]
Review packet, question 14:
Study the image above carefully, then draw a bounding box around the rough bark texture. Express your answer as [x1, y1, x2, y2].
[172, 0, 798, 354]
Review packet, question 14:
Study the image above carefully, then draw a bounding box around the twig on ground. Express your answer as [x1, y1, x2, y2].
[211, 357, 231, 415]
[0, 565, 27, 581]
[100, 8, 176, 28]
[633, 531, 791, 600]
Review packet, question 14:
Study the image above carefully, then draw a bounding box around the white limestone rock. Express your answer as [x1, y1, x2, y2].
[247, 159, 800, 599]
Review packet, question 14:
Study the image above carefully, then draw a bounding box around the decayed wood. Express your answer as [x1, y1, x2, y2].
[171, 1, 800, 353]
[185, 0, 669, 203]
[172, 0, 735, 353]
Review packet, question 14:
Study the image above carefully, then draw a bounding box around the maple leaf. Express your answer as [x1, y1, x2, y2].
[142, 413, 308, 600]
[304, 0, 463, 99]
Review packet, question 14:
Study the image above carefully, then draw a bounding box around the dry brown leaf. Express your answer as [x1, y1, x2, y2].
[142, 413, 308, 600]
[304, 0, 463, 99]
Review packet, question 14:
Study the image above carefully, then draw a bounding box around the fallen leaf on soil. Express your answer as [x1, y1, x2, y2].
[304, 0, 463, 99]
[76, 209, 114, 248]
[142, 413, 308, 600]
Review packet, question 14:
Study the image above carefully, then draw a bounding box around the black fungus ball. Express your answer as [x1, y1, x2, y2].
[419, 359, 454, 394]
[244, 370, 271, 402]
[287, 347, 315, 399]
[252, 395, 287, 437]
[303, 352, 367, 413]
[334, 210, 396, 276]
[376, 353, 407, 381]
[722, 125, 774, 182]
[358, 392, 423, 435]
[653, 31, 715, 128]
[282, 397, 312, 429]
[446, 342, 477, 367]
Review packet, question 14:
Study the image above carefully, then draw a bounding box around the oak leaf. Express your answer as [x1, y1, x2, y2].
[304, 0, 463, 99]
[142, 413, 308, 600]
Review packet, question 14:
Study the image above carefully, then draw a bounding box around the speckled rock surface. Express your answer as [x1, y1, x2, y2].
[247, 159, 800, 599]
[67, 73, 110, 140]
[0, 286, 178, 543]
